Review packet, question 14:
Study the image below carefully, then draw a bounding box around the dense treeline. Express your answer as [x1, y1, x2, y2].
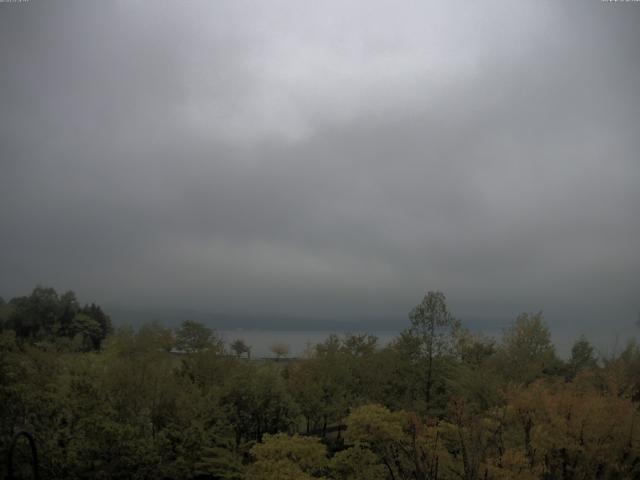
[0, 287, 112, 352]
[1, 288, 639, 479]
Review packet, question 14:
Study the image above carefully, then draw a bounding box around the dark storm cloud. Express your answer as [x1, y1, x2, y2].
[1, 0, 638, 333]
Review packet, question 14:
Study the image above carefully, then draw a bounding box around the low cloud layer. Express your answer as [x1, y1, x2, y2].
[1, 0, 639, 332]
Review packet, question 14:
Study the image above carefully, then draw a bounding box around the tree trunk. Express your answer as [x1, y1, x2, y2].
[426, 326, 434, 406]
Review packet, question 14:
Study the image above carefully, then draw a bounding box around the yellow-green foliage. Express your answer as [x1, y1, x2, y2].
[247, 433, 328, 480]
[2, 289, 640, 479]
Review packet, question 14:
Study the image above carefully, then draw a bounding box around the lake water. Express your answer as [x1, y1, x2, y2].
[218, 327, 639, 360]
[218, 330, 397, 358]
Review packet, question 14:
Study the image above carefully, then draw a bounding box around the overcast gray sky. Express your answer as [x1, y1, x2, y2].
[1, 0, 638, 333]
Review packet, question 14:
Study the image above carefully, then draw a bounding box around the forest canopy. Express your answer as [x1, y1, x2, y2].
[1, 287, 639, 479]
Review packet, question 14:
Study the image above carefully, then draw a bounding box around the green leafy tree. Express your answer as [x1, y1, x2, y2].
[449, 327, 501, 410]
[194, 436, 245, 479]
[330, 445, 386, 480]
[80, 302, 113, 349]
[343, 404, 443, 480]
[367, 332, 429, 411]
[569, 335, 597, 377]
[5, 287, 111, 350]
[287, 359, 324, 434]
[222, 363, 298, 446]
[407, 291, 458, 406]
[230, 338, 251, 358]
[69, 313, 103, 352]
[341, 333, 378, 357]
[175, 319, 221, 353]
[8, 286, 61, 339]
[495, 312, 558, 384]
[246, 433, 328, 480]
[303, 335, 358, 435]
[0, 297, 12, 331]
[137, 321, 175, 352]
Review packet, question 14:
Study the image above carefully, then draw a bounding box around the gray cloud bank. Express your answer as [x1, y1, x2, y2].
[1, 0, 639, 333]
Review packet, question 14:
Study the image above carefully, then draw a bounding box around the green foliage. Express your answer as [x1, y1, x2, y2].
[343, 404, 442, 479]
[2, 286, 638, 480]
[330, 445, 386, 480]
[3, 286, 111, 350]
[407, 291, 459, 409]
[69, 313, 102, 352]
[287, 333, 382, 436]
[137, 320, 175, 352]
[408, 291, 458, 357]
[453, 326, 496, 368]
[175, 319, 222, 353]
[343, 404, 405, 447]
[222, 362, 298, 446]
[341, 333, 378, 357]
[195, 441, 245, 480]
[569, 335, 597, 377]
[247, 433, 328, 479]
[230, 338, 251, 358]
[494, 312, 559, 385]
[0, 298, 12, 330]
